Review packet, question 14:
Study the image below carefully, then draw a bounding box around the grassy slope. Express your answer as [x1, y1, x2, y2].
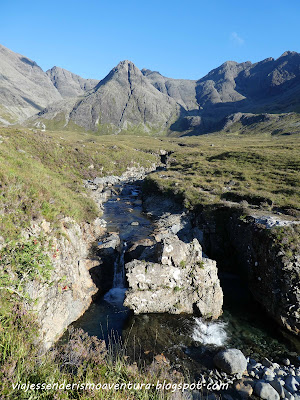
[0, 127, 169, 241]
[221, 112, 300, 137]
[145, 134, 300, 213]
[0, 127, 183, 399]
[0, 124, 299, 399]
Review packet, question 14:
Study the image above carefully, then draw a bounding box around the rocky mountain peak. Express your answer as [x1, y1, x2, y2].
[116, 60, 136, 68]
[141, 68, 162, 77]
[1, 44, 300, 135]
[110, 60, 141, 77]
[46, 66, 99, 98]
[279, 50, 299, 58]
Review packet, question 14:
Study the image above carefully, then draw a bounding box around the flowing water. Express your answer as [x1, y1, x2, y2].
[73, 181, 300, 374]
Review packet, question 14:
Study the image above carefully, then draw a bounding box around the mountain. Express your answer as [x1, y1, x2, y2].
[141, 69, 198, 111]
[1, 43, 300, 135]
[46, 66, 99, 98]
[143, 52, 300, 133]
[34, 60, 181, 134]
[0, 44, 62, 124]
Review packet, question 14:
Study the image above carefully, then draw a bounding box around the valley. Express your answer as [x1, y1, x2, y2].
[0, 42, 299, 399]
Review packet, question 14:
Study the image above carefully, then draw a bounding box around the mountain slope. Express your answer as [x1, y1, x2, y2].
[0, 44, 62, 124]
[143, 52, 300, 134]
[141, 69, 198, 111]
[189, 51, 300, 132]
[46, 66, 99, 98]
[1, 43, 300, 135]
[34, 60, 181, 134]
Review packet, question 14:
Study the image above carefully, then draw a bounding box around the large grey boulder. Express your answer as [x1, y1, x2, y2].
[156, 236, 202, 267]
[124, 237, 223, 317]
[254, 382, 280, 400]
[213, 349, 247, 374]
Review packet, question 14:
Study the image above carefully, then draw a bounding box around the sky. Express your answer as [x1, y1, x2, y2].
[1, 0, 300, 80]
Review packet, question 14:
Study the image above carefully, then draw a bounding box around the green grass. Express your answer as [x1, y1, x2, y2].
[0, 294, 176, 399]
[220, 112, 300, 137]
[144, 134, 300, 213]
[0, 123, 299, 399]
[0, 127, 169, 241]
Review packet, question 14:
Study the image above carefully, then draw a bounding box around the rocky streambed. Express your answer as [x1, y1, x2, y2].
[68, 170, 300, 399]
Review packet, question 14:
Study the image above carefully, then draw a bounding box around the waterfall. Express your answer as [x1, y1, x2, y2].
[192, 317, 228, 346]
[103, 241, 127, 305]
[112, 243, 125, 288]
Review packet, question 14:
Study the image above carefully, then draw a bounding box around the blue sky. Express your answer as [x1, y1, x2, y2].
[1, 0, 300, 80]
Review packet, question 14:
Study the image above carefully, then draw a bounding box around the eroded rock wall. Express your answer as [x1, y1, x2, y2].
[25, 217, 104, 350]
[195, 207, 300, 336]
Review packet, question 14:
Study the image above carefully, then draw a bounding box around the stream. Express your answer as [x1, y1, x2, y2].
[73, 180, 300, 376]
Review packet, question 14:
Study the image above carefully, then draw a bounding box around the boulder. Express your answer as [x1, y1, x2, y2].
[124, 238, 223, 317]
[269, 379, 285, 398]
[156, 236, 202, 267]
[213, 349, 247, 375]
[234, 379, 254, 398]
[254, 381, 280, 400]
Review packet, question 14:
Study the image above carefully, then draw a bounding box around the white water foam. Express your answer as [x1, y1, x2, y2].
[192, 317, 228, 346]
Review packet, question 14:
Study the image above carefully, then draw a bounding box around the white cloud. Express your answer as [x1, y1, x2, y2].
[230, 32, 245, 46]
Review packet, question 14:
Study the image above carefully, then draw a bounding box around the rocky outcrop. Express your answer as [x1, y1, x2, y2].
[89, 233, 120, 294]
[194, 206, 300, 336]
[229, 217, 300, 336]
[25, 217, 104, 350]
[141, 192, 300, 336]
[124, 236, 223, 317]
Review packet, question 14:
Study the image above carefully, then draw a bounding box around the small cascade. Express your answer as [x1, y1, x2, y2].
[103, 241, 127, 305]
[112, 242, 126, 288]
[192, 317, 228, 347]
